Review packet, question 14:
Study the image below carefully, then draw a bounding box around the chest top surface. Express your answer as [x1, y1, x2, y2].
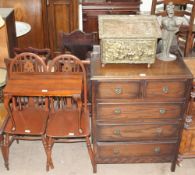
[90, 56, 193, 80]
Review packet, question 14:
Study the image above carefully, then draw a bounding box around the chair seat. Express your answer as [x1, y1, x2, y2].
[46, 109, 90, 137]
[4, 107, 49, 135]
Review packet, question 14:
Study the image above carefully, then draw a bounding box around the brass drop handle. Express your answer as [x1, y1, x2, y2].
[113, 149, 120, 155]
[114, 108, 121, 114]
[113, 129, 121, 136]
[162, 86, 169, 93]
[154, 147, 161, 154]
[114, 87, 122, 95]
[159, 108, 166, 114]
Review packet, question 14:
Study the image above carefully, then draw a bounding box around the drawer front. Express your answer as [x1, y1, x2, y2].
[96, 81, 140, 99]
[97, 103, 182, 120]
[96, 124, 179, 141]
[96, 142, 176, 160]
[145, 81, 186, 99]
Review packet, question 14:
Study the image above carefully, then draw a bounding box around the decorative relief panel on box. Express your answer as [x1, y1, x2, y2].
[101, 39, 156, 64]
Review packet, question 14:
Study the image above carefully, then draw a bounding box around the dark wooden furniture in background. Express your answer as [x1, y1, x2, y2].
[0, 8, 17, 68]
[179, 58, 195, 162]
[14, 47, 51, 62]
[151, 0, 195, 57]
[82, 0, 141, 43]
[47, 0, 78, 53]
[0, 0, 79, 53]
[0, 0, 48, 49]
[58, 30, 95, 60]
[91, 51, 193, 172]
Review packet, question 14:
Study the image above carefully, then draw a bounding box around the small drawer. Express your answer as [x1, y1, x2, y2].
[145, 81, 187, 99]
[96, 123, 179, 141]
[96, 142, 176, 160]
[96, 81, 140, 99]
[97, 103, 182, 120]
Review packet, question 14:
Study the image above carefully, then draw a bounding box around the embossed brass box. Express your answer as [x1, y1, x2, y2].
[98, 15, 161, 65]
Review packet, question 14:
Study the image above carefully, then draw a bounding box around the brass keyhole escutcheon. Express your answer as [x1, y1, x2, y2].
[114, 87, 122, 95]
[162, 86, 169, 93]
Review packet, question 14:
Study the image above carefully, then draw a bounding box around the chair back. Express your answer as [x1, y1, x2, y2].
[151, 0, 195, 30]
[9, 52, 47, 79]
[151, 0, 195, 56]
[48, 54, 87, 111]
[9, 52, 48, 114]
[58, 30, 95, 60]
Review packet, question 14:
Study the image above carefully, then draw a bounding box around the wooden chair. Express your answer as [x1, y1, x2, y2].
[58, 30, 95, 60]
[2, 53, 49, 170]
[151, 0, 195, 56]
[45, 54, 96, 172]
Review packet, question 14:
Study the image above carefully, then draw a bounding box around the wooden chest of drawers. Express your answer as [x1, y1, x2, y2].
[91, 55, 193, 171]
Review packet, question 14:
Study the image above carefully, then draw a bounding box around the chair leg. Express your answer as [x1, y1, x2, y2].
[184, 33, 193, 57]
[45, 137, 54, 171]
[2, 133, 10, 170]
[42, 136, 51, 171]
[86, 136, 97, 173]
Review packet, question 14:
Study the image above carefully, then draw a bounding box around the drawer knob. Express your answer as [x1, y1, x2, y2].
[154, 147, 161, 154]
[114, 88, 122, 95]
[159, 109, 166, 114]
[114, 108, 121, 114]
[113, 149, 120, 155]
[162, 86, 169, 93]
[113, 129, 121, 136]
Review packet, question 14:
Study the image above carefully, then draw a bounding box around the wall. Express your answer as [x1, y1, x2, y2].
[140, 0, 152, 12]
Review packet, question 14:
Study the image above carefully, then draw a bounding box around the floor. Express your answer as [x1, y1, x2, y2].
[0, 141, 195, 175]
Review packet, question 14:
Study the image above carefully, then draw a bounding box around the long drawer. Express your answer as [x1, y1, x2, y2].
[96, 123, 179, 141]
[96, 142, 176, 161]
[96, 103, 183, 120]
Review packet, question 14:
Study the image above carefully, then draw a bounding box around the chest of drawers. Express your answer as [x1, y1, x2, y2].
[91, 55, 193, 172]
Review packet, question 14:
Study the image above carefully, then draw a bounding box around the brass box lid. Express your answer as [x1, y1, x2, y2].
[98, 15, 161, 39]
